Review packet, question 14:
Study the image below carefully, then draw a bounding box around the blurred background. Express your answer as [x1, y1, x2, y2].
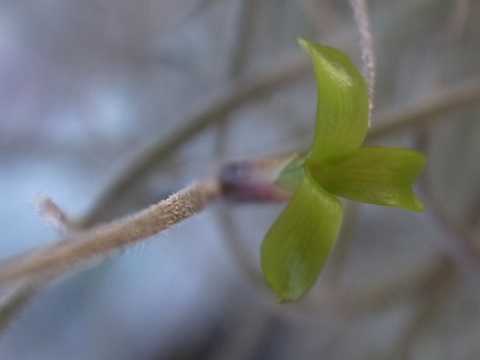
[1, 0, 480, 358]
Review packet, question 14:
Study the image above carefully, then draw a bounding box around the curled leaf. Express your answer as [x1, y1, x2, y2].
[261, 171, 343, 301]
[298, 38, 369, 163]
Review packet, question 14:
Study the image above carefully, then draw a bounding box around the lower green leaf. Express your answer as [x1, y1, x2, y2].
[309, 147, 426, 211]
[261, 171, 343, 302]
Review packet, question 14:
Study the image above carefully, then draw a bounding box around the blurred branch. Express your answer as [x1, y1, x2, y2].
[448, 0, 471, 40]
[368, 80, 480, 140]
[333, 255, 456, 317]
[392, 253, 456, 359]
[214, 0, 262, 286]
[37, 197, 73, 235]
[227, 0, 256, 78]
[416, 130, 480, 267]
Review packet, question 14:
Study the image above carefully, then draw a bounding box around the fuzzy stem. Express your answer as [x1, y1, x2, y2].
[0, 180, 220, 286]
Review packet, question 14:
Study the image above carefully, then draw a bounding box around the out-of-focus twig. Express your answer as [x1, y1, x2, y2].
[368, 80, 480, 140]
[227, 0, 255, 78]
[448, 0, 471, 40]
[37, 197, 74, 235]
[214, 0, 262, 286]
[416, 130, 480, 267]
[392, 254, 456, 359]
[327, 255, 456, 317]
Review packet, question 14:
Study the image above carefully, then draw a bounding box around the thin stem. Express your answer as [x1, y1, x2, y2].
[349, 0, 376, 120]
[416, 131, 480, 268]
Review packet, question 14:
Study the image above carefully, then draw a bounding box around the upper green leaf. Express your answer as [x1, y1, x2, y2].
[298, 38, 369, 164]
[261, 170, 343, 302]
[309, 147, 426, 211]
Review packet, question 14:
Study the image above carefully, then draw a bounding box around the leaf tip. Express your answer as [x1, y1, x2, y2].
[297, 37, 322, 60]
[297, 37, 310, 51]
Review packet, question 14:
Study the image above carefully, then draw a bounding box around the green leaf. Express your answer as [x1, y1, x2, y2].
[261, 170, 343, 302]
[310, 147, 426, 211]
[298, 38, 369, 163]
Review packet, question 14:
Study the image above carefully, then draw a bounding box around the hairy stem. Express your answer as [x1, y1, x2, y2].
[0, 180, 220, 286]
